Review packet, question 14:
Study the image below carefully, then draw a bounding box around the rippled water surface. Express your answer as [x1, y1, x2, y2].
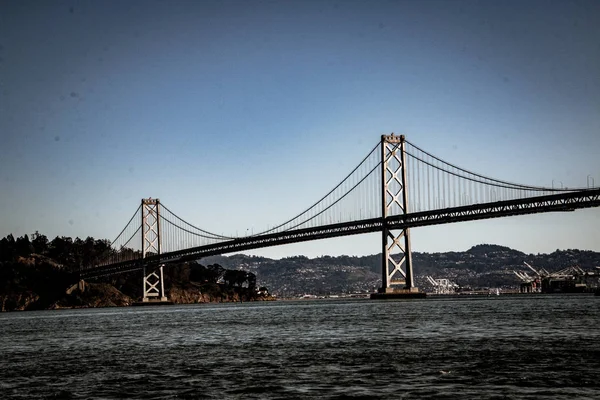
[1, 295, 600, 399]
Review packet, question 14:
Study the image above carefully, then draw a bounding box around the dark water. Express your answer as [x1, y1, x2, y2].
[1, 295, 599, 399]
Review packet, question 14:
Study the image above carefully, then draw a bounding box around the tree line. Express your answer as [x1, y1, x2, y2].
[1, 232, 267, 311]
[0, 232, 112, 272]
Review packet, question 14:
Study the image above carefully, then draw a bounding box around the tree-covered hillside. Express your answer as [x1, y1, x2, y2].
[0, 233, 270, 311]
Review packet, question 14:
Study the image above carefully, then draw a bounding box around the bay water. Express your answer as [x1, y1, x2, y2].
[1, 295, 599, 399]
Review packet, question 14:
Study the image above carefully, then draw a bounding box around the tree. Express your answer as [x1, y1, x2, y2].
[49, 236, 74, 267]
[15, 235, 34, 257]
[93, 239, 112, 263]
[189, 262, 208, 282]
[0, 234, 16, 261]
[31, 231, 49, 255]
[207, 264, 225, 283]
[247, 272, 256, 291]
[224, 269, 248, 288]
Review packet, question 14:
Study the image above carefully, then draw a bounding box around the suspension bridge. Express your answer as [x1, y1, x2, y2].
[80, 135, 600, 301]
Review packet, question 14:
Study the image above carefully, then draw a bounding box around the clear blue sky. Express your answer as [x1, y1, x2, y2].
[1, 0, 599, 258]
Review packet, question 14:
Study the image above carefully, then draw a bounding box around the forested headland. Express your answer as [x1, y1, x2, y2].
[0, 232, 272, 312]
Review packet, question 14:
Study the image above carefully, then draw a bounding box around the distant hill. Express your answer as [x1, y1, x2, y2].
[201, 245, 600, 296]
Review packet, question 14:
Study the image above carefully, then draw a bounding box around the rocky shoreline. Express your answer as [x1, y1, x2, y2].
[0, 248, 274, 312]
[1, 281, 274, 312]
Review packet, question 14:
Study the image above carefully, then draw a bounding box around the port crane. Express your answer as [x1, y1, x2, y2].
[514, 262, 596, 293]
[513, 262, 545, 292]
[426, 276, 458, 295]
[519, 262, 586, 280]
[523, 262, 549, 277]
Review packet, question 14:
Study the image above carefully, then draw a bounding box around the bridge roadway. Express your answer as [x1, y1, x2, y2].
[81, 188, 600, 279]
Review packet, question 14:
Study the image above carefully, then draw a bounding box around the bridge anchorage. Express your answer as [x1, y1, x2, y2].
[80, 134, 600, 302]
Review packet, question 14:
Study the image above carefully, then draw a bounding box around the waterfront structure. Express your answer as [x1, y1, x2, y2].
[426, 276, 459, 295]
[515, 262, 599, 293]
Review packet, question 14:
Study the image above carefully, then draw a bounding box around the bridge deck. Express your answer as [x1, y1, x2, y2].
[81, 188, 600, 279]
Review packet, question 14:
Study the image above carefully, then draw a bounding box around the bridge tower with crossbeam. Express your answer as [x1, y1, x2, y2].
[379, 134, 419, 295]
[141, 198, 167, 302]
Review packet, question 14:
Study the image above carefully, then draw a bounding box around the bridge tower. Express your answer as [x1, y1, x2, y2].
[141, 198, 167, 302]
[379, 134, 418, 294]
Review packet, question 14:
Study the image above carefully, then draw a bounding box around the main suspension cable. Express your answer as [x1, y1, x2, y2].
[405, 140, 581, 192]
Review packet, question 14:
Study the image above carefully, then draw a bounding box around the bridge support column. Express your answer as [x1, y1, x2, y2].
[379, 134, 418, 294]
[143, 265, 167, 302]
[141, 198, 167, 302]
